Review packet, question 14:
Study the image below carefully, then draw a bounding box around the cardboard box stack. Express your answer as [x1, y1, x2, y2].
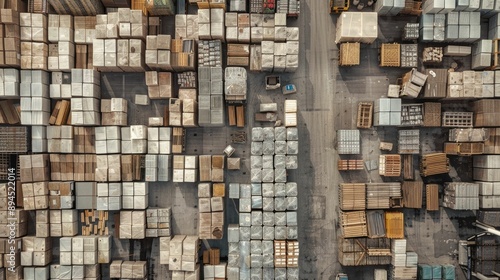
[122, 182, 148, 210]
[50, 71, 72, 99]
[48, 210, 78, 237]
[21, 236, 52, 267]
[198, 183, 225, 239]
[47, 125, 74, 153]
[100, 98, 128, 126]
[20, 13, 48, 70]
[47, 14, 75, 71]
[145, 35, 172, 70]
[145, 71, 173, 99]
[59, 235, 111, 265]
[173, 155, 198, 183]
[22, 181, 48, 210]
[147, 127, 172, 154]
[93, 9, 147, 71]
[75, 182, 96, 209]
[95, 126, 121, 154]
[0, 69, 20, 98]
[119, 211, 146, 239]
[121, 125, 147, 154]
[19, 154, 50, 183]
[0, 7, 21, 67]
[146, 208, 172, 237]
[70, 69, 101, 126]
[48, 182, 74, 209]
[49, 264, 101, 279]
[96, 183, 121, 211]
[109, 260, 147, 279]
[19, 70, 50, 125]
[94, 155, 121, 181]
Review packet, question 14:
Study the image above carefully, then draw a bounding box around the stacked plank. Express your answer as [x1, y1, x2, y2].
[47, 0, 104, 15]
[473, 99, 500, 127]
[423, 102, 441, 127]
[0, 126, 28, 153]
[340, 211, 368, 238]
[339, 183, 366, 211]
[338, 160, 364, 171]
[356, 102, 373, 128]
[47, 14, 74, 71]
[426, 184, 439, 211]
[444, 142, 484, 156]
[366, 183, 401, 209]
[20, 13, 48, 70]
[0, 100, 20, 124]
[338, 237, 392, 266]
[74, 16, 96, 69]
[379, 154, 401, 177]
[80, 210, 108, 235]
[227, 44, 250, 66]
[339, 42, 360, 66]
[401, 181, 423, 208]
[385, 212, 404, 239]
[402, 155, 414, 180]
[50, 154, 96, 181]
[420, 153, 449, 177]
[171, 39, 196, 71]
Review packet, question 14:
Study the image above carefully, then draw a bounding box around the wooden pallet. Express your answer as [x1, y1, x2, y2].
[444, 142, 484, 156]
[339, 183, 366, 210]
[423, 102, 441, 127]
[357, 102, 373, 129]
[379, 155, 401, 177]
[426, 184, 439, 211]
[403, 154, 414, 180]
[380, 43, 401, 67]
[442, 112, 473, 127]
[338, 159, 364, 171]
[420, 153, 449, 177]
[339, 42, 360, 66]
[402, 181, 423, 208]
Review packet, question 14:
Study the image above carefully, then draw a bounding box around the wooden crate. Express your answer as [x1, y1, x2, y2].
[340, 211, 368, 238]
[339, 183, 366, 210]
[402, 181, 423, 208]
[379, 155, 401, 177]
[426, 184, 439, 211]
[339, 42, 360, 66]
[444, 142, 484, 156]
[380, 43, 401, 67]
[357, 102, 373, 128]
[385, 212, 404, 239]
[420, 153, 449, 177]
[337, 159, 364, 171]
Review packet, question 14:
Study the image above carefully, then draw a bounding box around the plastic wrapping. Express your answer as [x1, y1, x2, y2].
[263, 127, 274, 140]
[287, 127, 298, 140]
[286, 182, 298, 196]
[286, 197, 298, 210]
[240, 198, 252, 212]
[252, 196, 263, 209]
[229, 183, 240, 199]
[250, 240, 262, 254]
[251, 169, 262, 183]
[274, 169, 287, 183]
[263, 226, 275, 240]
[263, 212, 274, 226]
[262, 141, 274, 155]
[251, 183, 262, 195]
[275, 226, 287, 239]
[251, 156, 263, 169]
[239, 241, 251, 267]
[275, 141, 287, 155]
[287, 226, 298, 239]
[251, 255, 263, 268]
[262, 183, 274, 197]
[240, 267, 251, 280]
[275, 212, 287, 225]
[275, 183, 286, 197]
[240, 184, 252, 198]
[251, 267, 263, 279]
[287, 212, 297, 226]
[240, 213, 252, 226]
[251, 225, 263, 239]
[240, 227, 251, 241]
[251, 142, 263, 155]
[432, 265, 442, 279]
[275, 268, 287, 280]
[287, 141, 298, 154]
[251, 211, 263, 225]
[442, 265, 455, 279]
[262, 169, 274, 183]
[287, 268, 299, 280]
[275, 127, 286, 141]
[252, 127, 264, 141]
[229, 242, 239, 254]
[262, 155, 274, 169]
[286, 156, 298, 169]
[228, 253, 240, 267]
[263, 198, 274, 211]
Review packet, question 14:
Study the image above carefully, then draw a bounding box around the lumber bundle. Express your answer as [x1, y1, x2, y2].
[356, 102, 373, 129]
[426, 184, 439, 211]
[402, 181, 423, 208]
[338, 159, 364, 171]
[0, 100, 21, 124]
[339, 42, 360, 66]
[227, 105, 245, 127]
[420, 153, 449, 177]
[202, 248, 221, 265]
[444, 142, 484, 156]
[172, 127, 185, 154]
[403, 154, 414, 180]
[48, 100, 71, 125]
[81, 210, 108, 235]
[385, 212, 404, 239]
[47, 0, 105, 15]
[340, 211, 368, 238]
[379, 154, 401, 177]
[337, 237, 392, 266]
[484, 128, 500, 154]
[339, 183, 366, 211]
[366, 183, 401, 209]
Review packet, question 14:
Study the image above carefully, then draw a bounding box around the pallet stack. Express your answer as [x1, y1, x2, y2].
[59, 235, 111, 266]
[380, 43, 400, 67]
[478, 182, 500, 208]
[50, 71, 72, 99]
[366, 183, 402, 209]
[444, 142, 484, 155]
[338, 237, 391, 266]
[443, 182, 479, 210]
[19, 70, 50, 125]
[49, 154, 96, 181]
[340, 211, 368, 238]
[75, 182, 96, 209]
[398, 130, 419, 154]
[147, 127, 172, 154]
[337, 160, 364, 171]
[390, 239, 417, 279]
[145, 71, 173, 99]
[100, 98, 127, 126]
[485, 128, 500, 154]
[198, 183, 225, 239]
[225, 12, 250, 43]
[400, 44, 417, 68]
[385, 212, 404, 239]
[119, 211, 146, 239]
[20, 236, 52, 267]
[121, 182, 148, 210]
[95, 154, 121, 181]
[400, 69, 427, 98]
[165, 235, 200, 272]
[96, 183, 121, 211]
[22, 182, 49, 210]
[49, 264, 101, 279]
[356, 102, 373, 128]
[120, 125, 147, 154]
[366, 210, 386, 238]
[20, 13, 48, 70]
[198, 155, 224, 182]
[171, 155, 198, 183]
[339, 184, 366, 211]
[146, 208, 171, 237]
[47, 181, 74, 209]
[379, 155, 401, 177]
[402, 181, 423, 208]
[420, 153, 449, 177]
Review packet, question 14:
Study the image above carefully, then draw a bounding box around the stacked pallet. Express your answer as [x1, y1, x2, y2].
[100, 98, 127, 126]
[401, 181, 423, 208]
[0, 207, 27, 237]
[120, 125, 147, 154]
[474, 155, 500, 182]
[198, 66, 224, 126]
[379, 155, 401, 177]
[173, 155, 198, 183]
[94, 126, 121, 154]
[198, 183, 225, 239]
[119, 211, 146, 239]
[284, 99, 297, 127]
[174, 14, 199, 40]
[444, 142, 484, 155]
[20, 13, 48, 70]
[49, 154, 96, 181]
[19, 70, 50, 125]
[171, 38, 196, 71]
[96, 183, 121, 211]
[179, 94, 198, 128]
[21, 181, 48, 210]
[339, 183, 366, 210]
[339, 42, 360, 66]
[226, 44, 250, 66]
[390, 239, 418, 279]
[80, 210, 108, 236]
[172, 127, 185, 154]
[20, 236, 52, 267]
[47, 182, 74, 209]
[400, 104, 423, 126]
[70, 69, 101, 126]
[337, 130, 360, 154]
[0, 126, 28, 152]
[19, 154, 50, 183]
[380, 43, 400, 67]
[338, 237, 392, 266]
[443, 182, 479, 210]
[420, 153, 449, 177]
[357, 102, 373, 128]
[337, 160, 364, 171]
[121, 154, 142, 181]
[366, 183, 402, 209]
[198, 155, 224, 182]
[0, 8, 21, 67]
[423, 102, 441, 127]
[426, 184, 439, 211]
[340, 211, 368, 238]
[473, 99, 500, 127]
[47, 15, 74, 71]
[478, 210, 500, 227]
[40, 209, 77, 237]
[146, 208, 171, 237]
[398, 130, 419, 154]
[0, 69, 20, 98]
[145, 35, 172, 70]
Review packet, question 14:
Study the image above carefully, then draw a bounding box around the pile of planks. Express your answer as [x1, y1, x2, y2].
[339, 42, 360, 66]
[426, 184, 439, 211]
[379, 154, 401, 177]
[0, 100, 20, 124]
[340, 211, 368, 238]
[339, 183, 366, 210]
[81, 210, 108, 235]
[385, 212, 404, 239]
[420, 153, 449, 177]
[338, 159, 364, 171]
[357, 102, 373, 128]
[48, 0, 105, 15]
[403, 155, 414, 180]
[366, 183, 402, 209]
[402, 181, 423, 208]
[48, 100, 71, 125]
[227, 105, 245, 127]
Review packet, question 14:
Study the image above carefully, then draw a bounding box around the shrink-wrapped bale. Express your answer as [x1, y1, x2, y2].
[287, 127, 298, 140]
[263, 212, 274, 226]
[251, 156, 262, 169]
[275, 183, 286, 197]
[274, 155, 286, 169]
[251, 142, 263, 155]
[287, 141, 298, 154]
[262, 140, 274, 155]
[275, 168, 287, 182]
[252, 196, 262, 209]
[275, 141, 287, 155]
[262, 168, 274, 182]
[252, 127, 263, 141]
[262, 183, 274, 197]
[240, 213, 251, 226]
[239, 226, 251, 241]
[286, 156, 298, 169]
[262, 155, 273, 169]
[251, 225, 263, 239]
[262, 197, 274, 211]
[263, 127, 275, 140]
[275, 226, 287, 239]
